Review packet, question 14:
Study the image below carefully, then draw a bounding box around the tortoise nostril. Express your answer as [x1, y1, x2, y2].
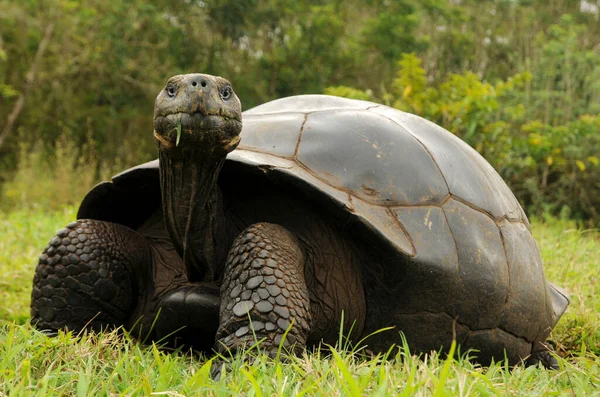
[192, 81, 197, 87]
[201, 81, 207, 87]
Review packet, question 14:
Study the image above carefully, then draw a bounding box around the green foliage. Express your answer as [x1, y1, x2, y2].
[0, 83, 18, 99]
[1, 206, 599, 394]
[513, 116, 600, 220]
[324, 86, 374, 101]
[390, 53, 429, 113]
[361, 1, 425, 63]
[530, 14, 600, 124]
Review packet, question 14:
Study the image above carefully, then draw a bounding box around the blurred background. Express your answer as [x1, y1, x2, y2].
[1, 0, 599, 224]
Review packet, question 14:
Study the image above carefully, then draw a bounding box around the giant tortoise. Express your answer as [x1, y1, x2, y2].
[31, 73, 569, 368]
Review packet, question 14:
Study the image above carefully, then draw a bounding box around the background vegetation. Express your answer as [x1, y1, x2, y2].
[1, 0, 600, 222]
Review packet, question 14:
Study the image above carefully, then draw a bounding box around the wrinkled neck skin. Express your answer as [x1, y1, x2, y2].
[158, 147, 228, 282]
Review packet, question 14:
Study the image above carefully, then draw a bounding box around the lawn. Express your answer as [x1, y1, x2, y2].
[0, 206, 598, 396]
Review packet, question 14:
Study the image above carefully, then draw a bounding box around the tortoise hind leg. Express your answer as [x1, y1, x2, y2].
[215, 223, 311, 358]
[526, 341, 560, 370]
[31, 219, 151, 333]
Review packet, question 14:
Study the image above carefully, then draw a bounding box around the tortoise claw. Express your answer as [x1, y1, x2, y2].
[525, 342, 560, 370]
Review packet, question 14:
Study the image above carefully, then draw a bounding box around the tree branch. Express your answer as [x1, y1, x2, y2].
[0, 22, 55, 149]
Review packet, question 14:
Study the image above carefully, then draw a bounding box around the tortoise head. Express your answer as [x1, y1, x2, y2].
[153, 73, 242, 155]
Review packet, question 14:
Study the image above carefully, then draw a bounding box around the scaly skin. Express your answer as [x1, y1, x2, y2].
[216, 223, 311, 357]
[31, 220, 150, 333]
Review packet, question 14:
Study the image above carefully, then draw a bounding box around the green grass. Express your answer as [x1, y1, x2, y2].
[1, 207, 599, 395]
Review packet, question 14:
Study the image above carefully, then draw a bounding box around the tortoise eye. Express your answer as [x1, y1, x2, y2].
[220, 86, 232, 101]
[166, 85, 177, 98]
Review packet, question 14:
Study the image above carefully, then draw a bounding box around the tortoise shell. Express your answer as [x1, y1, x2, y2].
[79, 95, 569, 359]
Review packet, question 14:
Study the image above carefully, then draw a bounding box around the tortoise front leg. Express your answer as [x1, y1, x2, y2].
[216, 223, 311, 358]
[31, 220, 151, 333]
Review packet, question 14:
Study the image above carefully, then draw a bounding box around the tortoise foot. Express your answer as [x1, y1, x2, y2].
[31, 219, 148, 333]
[216, 223, 311, 359]
[525, 342, 559, 370]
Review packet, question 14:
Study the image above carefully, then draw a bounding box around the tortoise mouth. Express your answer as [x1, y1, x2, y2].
[153, 111, 242, 150]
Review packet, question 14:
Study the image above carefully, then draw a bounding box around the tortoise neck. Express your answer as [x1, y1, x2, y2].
[158, 148, 228, 282]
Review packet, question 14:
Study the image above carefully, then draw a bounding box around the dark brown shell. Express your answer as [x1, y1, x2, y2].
[78, 95, 569, 356]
